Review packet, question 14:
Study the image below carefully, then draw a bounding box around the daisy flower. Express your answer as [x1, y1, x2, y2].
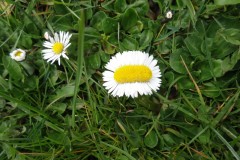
[10, 49, 26, 61]
[165, 10, 173, 19]
[102, 51, 161, 98]
[42, 31, 72, 65]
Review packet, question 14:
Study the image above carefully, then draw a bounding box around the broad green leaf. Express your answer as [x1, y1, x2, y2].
[2, 56, 24, 81]
[162, 134, 176, 145]
[100, 51, 110, 62]
[144, 130, 158, 148]
[197, 61, 213, 81]
[121, 8, 139, 31]
[52, 84, 75, 101]
[49, 103, 67, 114]
[211, 35, 236, 59]
[214, 0, 240, 5]
[139, 30, 153, 50]
[114, 0, 127, 13]
[170, 49, 192, 74]
[116, 155, 129, 160]
[23, 76, 38, 91]
[202, 82, 220, 98]
[177, 76, 195, 89]
[102, 17, 118, 34]
[218, 28, 240, 45]
[0, 76, 9, 91]
[128, 20, 143, 34]
[85, 27, 101, 44]
[212, 50, 240, 77]
[184, 34, 203, 58]
[20, 62, 34, 75]
[101, 39, 116, 54]
[47, 131, 71, 147]
[86, 53, 101, 69]
[176, 0, 185, 8]
[201, 38, 213, 54]
[120, 36, 139, 50]
[90, 11, 107, 31]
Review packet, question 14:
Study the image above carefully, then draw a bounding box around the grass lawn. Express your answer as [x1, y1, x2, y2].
[0, 0, 240, 159]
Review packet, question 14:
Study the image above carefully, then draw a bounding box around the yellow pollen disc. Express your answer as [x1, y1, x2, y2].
[15, 51, 22, 57]
[52, 42, 64, 54]
[114, 65, 152, 83]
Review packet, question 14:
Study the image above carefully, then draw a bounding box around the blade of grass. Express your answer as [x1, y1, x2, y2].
[211, 127, 240, 160]
[180, 56, 205, 106]
[61, 0, 80, 19]
[183, 0, 197, 26]
[72, 9, 85, 127]
[0, 91, 63, 132]
[211, 89, 240, 127]
[101, 142, 136, 160]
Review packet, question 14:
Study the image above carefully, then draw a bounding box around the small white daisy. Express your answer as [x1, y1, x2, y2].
[166, 11, 173, 19]
[102, 51, 161, 98]
[42, 31, 72, 65]
[10, 49, 26, 61]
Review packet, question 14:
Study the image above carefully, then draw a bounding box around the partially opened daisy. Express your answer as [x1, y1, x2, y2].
[10, 48, 26, 61]
[102, 51, 161, 98]
[42, 31, 72, 65]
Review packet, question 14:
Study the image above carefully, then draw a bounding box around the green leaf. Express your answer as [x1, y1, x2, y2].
[116, 155, 129, 160]
[120, 36, 139, 50]
[218, 28, 240, 45]
[183, 0, 197, 26]
[86, 53, 101, 69]
[121, 8, 139, 31]
[144, 130, 158, 148]
[184, 34, 203, 58]
[214, 0, 240, 5]
[128, 20, 143, 34]
[211, 34, 236, 59]
[177, 76, 195, 90]
[202, 82, 220, 98]
[114, 0, 127, 13]
[48, 131, 71, 147]
[162, 134, 176, 146]
[85, 27, 101, 44]
[139, 30, 153, 50]
[169, 49, 192, 74]
[102, 17, 118, 34]
[212, 50, 240, 77]
[23, 76, 38, 91]
[2, 56, 24, 81]
[101, 40, 116, 54]
[90, 11, 107, 31]
[198, 61, 213, 81]
[100, 51, 110, 62]
[50, 84, 75, 102]
[2, 143, 16, 159]
[48, 102, 67, 115]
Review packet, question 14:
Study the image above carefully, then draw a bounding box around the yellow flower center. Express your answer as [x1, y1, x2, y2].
[15, 51, 22, 57]
[52, 42, 64, 54]
[114, 65, 152, 83]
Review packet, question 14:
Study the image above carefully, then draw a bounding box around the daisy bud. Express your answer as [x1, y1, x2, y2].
[165, 11, 173, 19]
